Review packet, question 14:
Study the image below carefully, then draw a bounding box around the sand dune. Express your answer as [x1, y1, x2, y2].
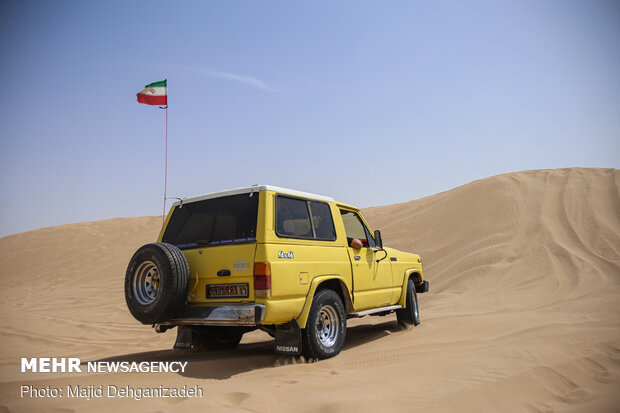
[1, 167, 619, 412]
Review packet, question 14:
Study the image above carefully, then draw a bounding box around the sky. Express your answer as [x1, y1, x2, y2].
[0, 0, 619, 237]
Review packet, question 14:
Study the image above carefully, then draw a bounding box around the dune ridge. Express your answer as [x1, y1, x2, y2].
[1, 167, 619, 412]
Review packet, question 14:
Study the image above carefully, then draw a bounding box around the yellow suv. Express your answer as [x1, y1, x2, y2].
[125, 185, 428, 359]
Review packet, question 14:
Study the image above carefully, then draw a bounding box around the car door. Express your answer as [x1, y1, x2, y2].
[340, 209, 392, 310]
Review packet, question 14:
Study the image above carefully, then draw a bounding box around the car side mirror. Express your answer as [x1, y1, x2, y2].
[374, 230, 383, 249]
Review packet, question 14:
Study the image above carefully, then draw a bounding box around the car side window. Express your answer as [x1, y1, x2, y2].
[276, 196, 336, 241]
[340, 210, 376, 248]
[308, 201, 336, 240]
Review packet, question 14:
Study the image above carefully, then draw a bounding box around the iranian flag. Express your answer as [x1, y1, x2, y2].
[137, 79, 167, 105]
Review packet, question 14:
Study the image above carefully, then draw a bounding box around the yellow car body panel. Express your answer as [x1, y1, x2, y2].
[254, 240, 352, 325]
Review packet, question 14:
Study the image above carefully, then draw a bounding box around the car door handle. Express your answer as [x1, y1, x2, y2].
[354, 255, 361, 260]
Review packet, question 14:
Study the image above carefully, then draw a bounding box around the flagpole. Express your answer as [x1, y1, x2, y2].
[163, 105, 168, 224]
[137, 78, 169, 227]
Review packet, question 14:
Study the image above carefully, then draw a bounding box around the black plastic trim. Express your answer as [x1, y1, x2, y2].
[416, 280, 429, 293]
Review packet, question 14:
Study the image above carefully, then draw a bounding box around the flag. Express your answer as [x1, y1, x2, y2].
[137, 79, 167, 105]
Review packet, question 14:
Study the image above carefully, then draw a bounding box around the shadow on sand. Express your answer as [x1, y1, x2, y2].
[86, 319, 404, 380]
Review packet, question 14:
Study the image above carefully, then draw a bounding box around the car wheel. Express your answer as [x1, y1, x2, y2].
[302, 289, 346, 360]
[124, 243, 189, 324]
[396, 278, 420, 327]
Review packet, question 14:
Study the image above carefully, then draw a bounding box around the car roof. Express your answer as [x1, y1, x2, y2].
[172, 185, 335, 206]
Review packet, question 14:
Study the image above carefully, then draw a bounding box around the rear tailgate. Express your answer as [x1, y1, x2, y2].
[183, 243, 256, 304]
[160, 192, 260, 305]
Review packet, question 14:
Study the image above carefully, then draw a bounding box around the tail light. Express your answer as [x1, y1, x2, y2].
[254, 262, 271, 298]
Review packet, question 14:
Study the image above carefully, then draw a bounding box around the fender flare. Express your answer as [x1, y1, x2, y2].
[295, 275, 353, 328]
[397, 268, 423, 308]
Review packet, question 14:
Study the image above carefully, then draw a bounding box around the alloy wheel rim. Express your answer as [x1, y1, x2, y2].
[316, 304, 339, 347]
[133, 260, 160, 305]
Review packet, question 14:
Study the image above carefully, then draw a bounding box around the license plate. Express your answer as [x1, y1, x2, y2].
[206, 283, 249, 298]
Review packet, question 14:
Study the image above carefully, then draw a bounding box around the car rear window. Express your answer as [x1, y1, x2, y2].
[162, 193, 259, 249]
[276, 196, 336, 241]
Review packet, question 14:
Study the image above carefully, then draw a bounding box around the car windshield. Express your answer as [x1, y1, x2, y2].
[162, 193, 259, 249]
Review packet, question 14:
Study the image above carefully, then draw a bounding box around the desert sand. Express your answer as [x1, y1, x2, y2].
[0, 167, 619, 412]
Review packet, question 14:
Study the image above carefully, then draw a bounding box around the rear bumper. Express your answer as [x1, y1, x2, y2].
[157, 304, 266, 327]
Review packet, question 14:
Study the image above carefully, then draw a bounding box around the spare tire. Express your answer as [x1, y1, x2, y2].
[124, 243, 190, 324]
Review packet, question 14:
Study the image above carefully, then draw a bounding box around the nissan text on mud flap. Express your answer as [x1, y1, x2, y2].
[124, 185, 429, 359]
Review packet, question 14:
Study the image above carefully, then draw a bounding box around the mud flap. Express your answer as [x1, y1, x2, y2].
[173, 325, 195, 349]
[274, 320, 302, 355]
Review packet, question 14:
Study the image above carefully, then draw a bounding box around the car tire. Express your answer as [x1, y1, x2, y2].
[396, 278, 421, 327]
[302, 289, 347, 360]
[124, 243, 190, 324]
